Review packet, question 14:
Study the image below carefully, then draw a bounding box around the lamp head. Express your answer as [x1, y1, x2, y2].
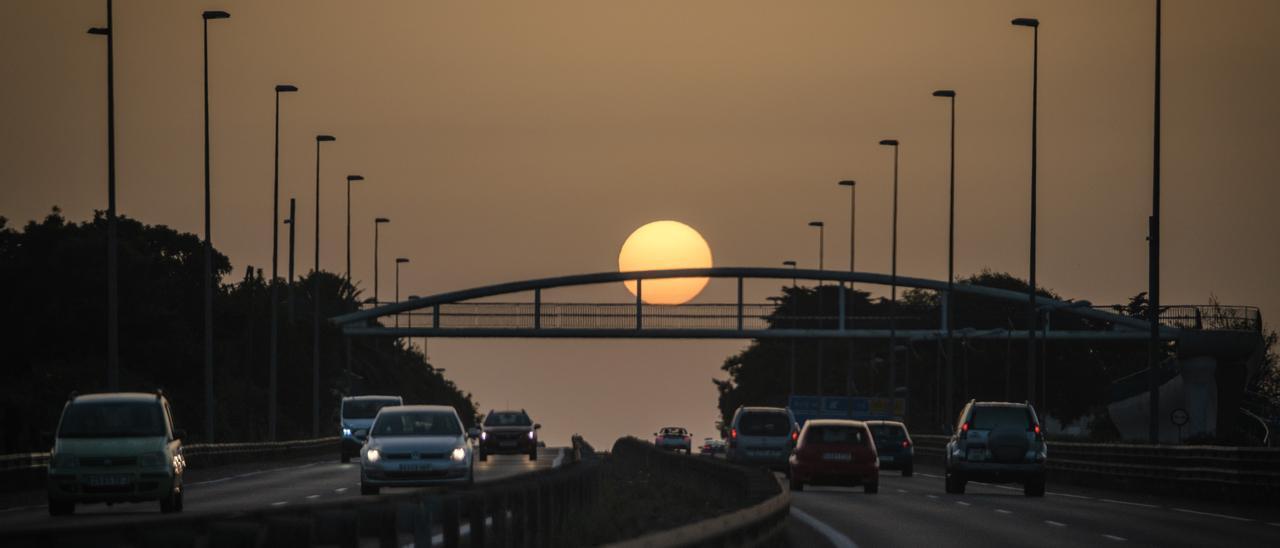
[347, 175, 364, 182]
[87, 27, 109, 36]
[275, 84, 298, 93]
[808, 221, 824, 228]
[1011, 17, 1039, 27]
[879, 139, 899, 146]
[932, 89, 956, 98]
[375, 217, 390, 224]
[283, 219, 291, 225]
[396, 258, 410, 264]
[838, 180, 856, 187]
[782, 260, 797, 267]
[202, 10, 231, 20]
[316, 134, 335, 142]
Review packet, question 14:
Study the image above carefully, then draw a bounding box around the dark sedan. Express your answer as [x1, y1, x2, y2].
[866, 420, 914, 476]
[474, 410, 540, 461]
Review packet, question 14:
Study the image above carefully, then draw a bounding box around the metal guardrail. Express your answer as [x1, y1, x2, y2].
[912, 434, 1280, 500]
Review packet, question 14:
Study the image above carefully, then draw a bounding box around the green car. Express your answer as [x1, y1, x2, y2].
[46, 392, 187, 515]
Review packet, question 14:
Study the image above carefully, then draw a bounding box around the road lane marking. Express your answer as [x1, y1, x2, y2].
[334, 487, 348, 494]
[1269, 522, 1280, 527]
[918, 473, 943, 479]
[1100, 498, 1158, 509]
[1048, 491, 1092, 500]
[896, 489, 908, 493]
[955, 501, 971, 507]
[926, 495, 938, 499]
[271, 501, 289, 507]
[1171, 507, 1253, 522]
[0, 504, 44, 514]
[1044, 520, 1067, 527]
[188, 460, 328, 486]
[306, 494, 321, 500]
[1102, 534, 1127, 541]
[791, 507, 860, 548]
[995, 509, 1012, 514]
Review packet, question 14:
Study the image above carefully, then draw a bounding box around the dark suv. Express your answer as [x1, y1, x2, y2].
[474, 410, 540, 461]
[944, 400, 1047, 496]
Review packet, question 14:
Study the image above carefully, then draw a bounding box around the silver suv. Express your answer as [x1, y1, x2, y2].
[944, 400, 1047, 496]
[726, 406, 799, 473]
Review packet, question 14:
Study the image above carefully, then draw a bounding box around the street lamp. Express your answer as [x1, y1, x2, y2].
[395, 258, 410, 329]
[201, 8, 230, 443]
[932, 88, 957, 419]
[1012, 16, 1040, 406]
[879, 138, 900, 407]
[312, 133, 335, 439]
[808, 221, 825, 282]
[782, 260, 797, 288]
[87, 1, 118, 391]
[284, 199, 296, 324]
[1147, 0, 1164, 444]
[780, 259, 798, 399]
[838, 180, 858, 400]
[374, 217, 390, 303]
[345, 175, 364, 281]
[269, 83, 297, 442]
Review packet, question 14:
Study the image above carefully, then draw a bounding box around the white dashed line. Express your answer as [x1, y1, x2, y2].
[0, 504, 44, 514]
[306, 494, 321, 500]
[1269, 522, 1280, 527]
[896, 489, 908, 494]
[1171, 507, 1253, 522]
[1100, 498, 1159, 509]
[334, 487, 348, 494]
[926, 495, 938, 499]
[995, 509, 1012, 515]
[918, 473, 943, 479]
[791, 507, 860, 548]
[271, 501, 289, 507]
[1102, 534, 1127, 542]
[1044, 520, 1067, 527]
[1048, 491, 1093, 500]
[955, 501, 971, 507]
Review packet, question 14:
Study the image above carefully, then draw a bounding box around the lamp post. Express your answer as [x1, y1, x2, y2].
[782, 260, 797, 399]
[879, 138, 900, 405]
[312, 134, 335, 438]
[808, 221, 825, 280]
[782, 260, 797, 288]
[284, 200, 296, 324]
[395, 258, 410, 330]
[932, 89, 957, 419]
[1147, 0, 1163, 444]
[268, 84, 297, 441]
[809, 221, 825, 395]
[345, 175, 364, 281]
[201, 9, 230, 442]
[408, 295, 420, 352]
[838, 180, 857, 399]
[374, 218, 390, 303]
[87, 1, 118, 391]
[1012, 16, 1040, 406]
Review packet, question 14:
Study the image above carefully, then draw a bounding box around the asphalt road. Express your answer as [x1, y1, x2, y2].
[0, 446, 565, 534]
[789, 462, 1280, 548]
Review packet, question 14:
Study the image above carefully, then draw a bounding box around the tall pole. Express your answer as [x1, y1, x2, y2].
[1013, 17, 1041, 406]
[879, 139, 900, 406]
[374, 218, 390, 303]
[809, 221, 825, 395]
[783, 260, 797, 400]
[313, 134, 335, 438]
[839, 181, 857, 398]
[202, 9, 229, 442]
[346, 175, 364, 281]
[1148, 0, 1162, 444]
[933, 89, 957, 420]
[286, 201, 296, 324]
[269, 84, 297, 442]
[88, 1, 119, 391]
[395, 258, 409, 329]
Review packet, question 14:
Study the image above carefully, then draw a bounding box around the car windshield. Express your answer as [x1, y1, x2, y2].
[343, 398, 400, 420]
[58, 401, 166, 438]
[662, 428, 686, 435]
[870, 424, 906, 442]
[372, 411, 462, 437]
[805, 425, 867, 445]
[738, 412, 790, 436]
[484, 412, 532, 427]
[970, 406, 1033, 430]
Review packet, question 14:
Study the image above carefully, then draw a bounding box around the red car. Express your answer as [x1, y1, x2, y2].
[788, 419, 879, 493]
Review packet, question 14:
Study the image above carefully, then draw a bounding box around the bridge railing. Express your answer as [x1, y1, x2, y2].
[912, 434, 1280, 501]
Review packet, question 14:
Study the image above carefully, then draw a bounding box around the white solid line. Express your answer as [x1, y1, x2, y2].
[1100, 498, 1159, 509]
[306, 494, 321, 500]
[1171, 507, 1253, 522]
[917, 473, 943, 479]
[0, 504, 44, 514]
[271, 501, 288, 507]
[1048, 491, 1093, 500]
[925, 495, 938, 499]
[334, 487, 348, 494]
[188, 460, 327, 486]
[1102, 534, 1127, 541]
[791, 507, 860, 548]
[1044, 520, 1067, 527]
[995, 509, 1012, 515]
[955, 501, 971, 507]
[1270, 522, 1280, 527]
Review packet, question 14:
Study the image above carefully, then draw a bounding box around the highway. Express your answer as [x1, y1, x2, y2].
[0, 446, 565, 534]
[789, 462, 1280, 548]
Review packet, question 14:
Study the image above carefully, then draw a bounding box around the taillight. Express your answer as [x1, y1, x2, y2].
[1031, 424, 1043, 440]
[791, 430, 799, 442]
[731, 428, 738, 439]
[960, 422, 970, 439]
[901, 440, 911, 448]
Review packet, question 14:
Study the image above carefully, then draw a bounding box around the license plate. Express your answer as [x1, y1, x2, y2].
[880, 455, 895, 462]
[400, 464, 431, 472]
[499, 441, 517, 448]
[87, 474, 132, 487]
[966, 449, 988, 461]
[822, 453, 852, 461]
[749, 449, 780, 457]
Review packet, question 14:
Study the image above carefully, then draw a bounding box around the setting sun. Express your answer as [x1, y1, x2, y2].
[617, 220, 713, 305]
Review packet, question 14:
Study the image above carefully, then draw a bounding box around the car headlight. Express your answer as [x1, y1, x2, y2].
[451, 447, 467, 462]
[527, 430, 535, 440]
[342, 428, 352, 437]
[139, 452, 166, 468]
[480, 431, 487, 440]
[366, 448, 380, 463]
[52, 453, 78, 468]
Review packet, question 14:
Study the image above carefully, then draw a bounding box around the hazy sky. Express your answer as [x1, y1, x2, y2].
[3, 1, 1278, 447]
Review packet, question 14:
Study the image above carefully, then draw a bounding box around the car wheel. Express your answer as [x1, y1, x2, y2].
[174, 490, 184, 512]
[48, 500, 74, 516]
[160, 491, 178, 513]
[529, 449, 538, 462]
[1024, 476, 1046, 497]
[340, 451, 351, 464]
[361, 482, 380, 495]
[945, 471, 966, 494]
[902, 463, 914, 477]
[789, 477, 804, 492]
[865, 482, 879, 494]
[479, 449, 488, 462]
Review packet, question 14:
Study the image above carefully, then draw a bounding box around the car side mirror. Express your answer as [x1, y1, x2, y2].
[173, 429, 187, 441]
[468, 428, 481, 439]
[534, 423, 542, 430]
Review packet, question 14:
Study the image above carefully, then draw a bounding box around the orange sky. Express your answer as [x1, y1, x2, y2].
[3, 0, 1278, 446]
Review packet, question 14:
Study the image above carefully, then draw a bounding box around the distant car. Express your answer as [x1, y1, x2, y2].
[340, 395, 404, 463]
[360, 405, 474, 494]
[944, 400, 1047, 496]
[866, 420, 914, 476]
[726, 406, 799, 473]
[474, 409, 540, 462]
[46, 391, 187, 515]
[699, 437, 726, 456]
[653, 426, 692, 453]
[789, 419, 879, 493]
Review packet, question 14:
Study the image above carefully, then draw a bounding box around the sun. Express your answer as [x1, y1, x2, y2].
[618, 220, 713, 305]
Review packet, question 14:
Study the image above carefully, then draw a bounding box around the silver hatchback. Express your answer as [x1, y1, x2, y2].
[726, 406, 798, 473]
